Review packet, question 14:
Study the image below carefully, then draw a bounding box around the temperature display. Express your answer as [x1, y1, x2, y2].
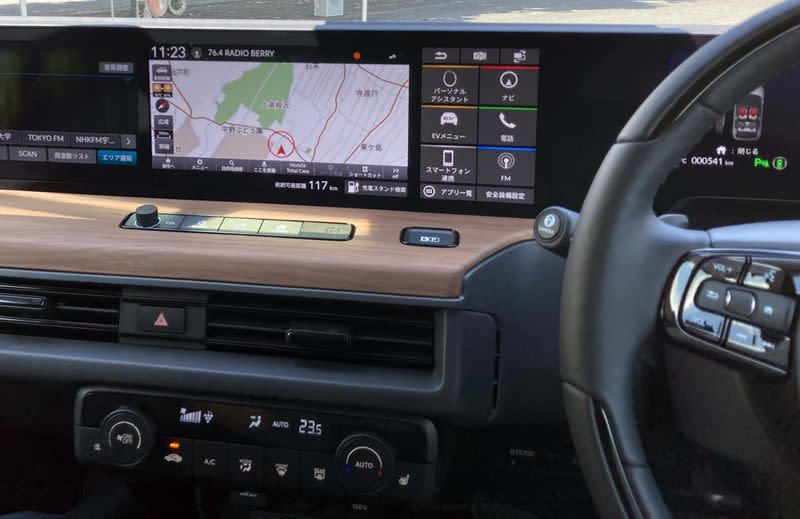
[298, 418, 324, 437]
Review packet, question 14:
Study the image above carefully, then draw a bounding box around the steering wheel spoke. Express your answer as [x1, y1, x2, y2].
[664, 250, 797, 378]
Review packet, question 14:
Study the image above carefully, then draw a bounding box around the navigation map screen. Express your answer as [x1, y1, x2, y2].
[149, 48, 410, 199]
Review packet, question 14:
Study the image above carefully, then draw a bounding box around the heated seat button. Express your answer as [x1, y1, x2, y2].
[401, 227, 459, 248]
[381, 463, 437, 500]
[695, 280, 727, 314]
[724, 288, 756, 317]
[194, 440, 228, 480]
[752, 291, 796, 333]
[137, 306, 186, 334]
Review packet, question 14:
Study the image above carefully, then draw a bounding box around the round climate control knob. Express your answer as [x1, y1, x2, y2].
[134, 204, 159, 228]
[98, 407, 154, 467]
[335, 433, 395, 494]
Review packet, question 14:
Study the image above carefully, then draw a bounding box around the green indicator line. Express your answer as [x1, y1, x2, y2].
[478, 106, 538, 111]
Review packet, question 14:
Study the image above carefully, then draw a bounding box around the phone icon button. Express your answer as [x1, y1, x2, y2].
[498, 112, 517, 129]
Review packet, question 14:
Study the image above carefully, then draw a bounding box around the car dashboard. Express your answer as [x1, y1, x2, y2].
[0, 18, 797, 518]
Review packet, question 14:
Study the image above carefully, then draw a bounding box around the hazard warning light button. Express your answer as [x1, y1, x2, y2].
[137, 306, 186, 334]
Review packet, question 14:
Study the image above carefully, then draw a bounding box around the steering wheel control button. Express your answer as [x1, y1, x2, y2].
[401, 227, 459, 248]
[701, 256, 746, 283]
[229, 444, 263, 485]
[336, 434, 395, 495]
[744, 261, 785, 292]
[535, 211, 563, 242]
[723, 288, 756, 317]
[695, 280, 728, 314]
[265, 449, 300, 489]
[137, 306, 186, 334]
[682, 306, 726, 342]
[752, 292, 795, 333]
[99, 408, 154, 467]
[725, 321, 790, 369]
[194, 440, 228, 480]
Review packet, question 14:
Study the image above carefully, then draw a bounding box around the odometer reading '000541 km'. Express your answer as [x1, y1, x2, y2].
[149, 48, 410, 199]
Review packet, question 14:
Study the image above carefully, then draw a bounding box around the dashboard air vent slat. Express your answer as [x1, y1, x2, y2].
[207, 294, 436, 370]
[0, 281, 121, 341]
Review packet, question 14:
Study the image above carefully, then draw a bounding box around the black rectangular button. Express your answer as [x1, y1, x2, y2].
[421, 66, 479, 105]
[752, 291, 795, 333]
[500, 48, 539, 66]
[420, 106, 477, 145]
[479, 66, 539, 106]
[401, 227, 459, 248]
[422, 48, 459, 64]
[382, 462, 437, 500]
[460, 48, 499, 65]
[153, 437, 192, 477]
[420, 144, 476, 185]
[74, 426, 106, 464]
[194, 440, 228, 480]
[300, 452, 335, 493]
[265, 449, 300, 489]
[229, 444, 263, 485]
[695, 280, 727, 314]
[477, 147, 535, 187]
[137, 306, 186, 334]
[477, 107, 537, 148]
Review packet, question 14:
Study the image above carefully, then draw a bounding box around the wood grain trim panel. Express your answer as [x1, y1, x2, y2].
[0, 190, 533, 297]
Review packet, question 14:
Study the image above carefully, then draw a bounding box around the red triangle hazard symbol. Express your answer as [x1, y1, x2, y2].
[153, 312, 169, 328]
[276, 145, 286, 156]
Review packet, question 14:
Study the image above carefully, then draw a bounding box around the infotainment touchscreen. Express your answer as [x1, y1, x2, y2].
[149, 47, 410, 199]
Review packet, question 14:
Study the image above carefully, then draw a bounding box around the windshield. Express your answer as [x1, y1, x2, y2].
[0, 0, 784, 24]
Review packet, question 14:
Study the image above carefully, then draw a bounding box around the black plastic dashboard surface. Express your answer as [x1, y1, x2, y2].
[0, 24, 713, 218]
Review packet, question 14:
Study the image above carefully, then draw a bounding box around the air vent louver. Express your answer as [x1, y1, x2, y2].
[207, 294, 436, 369]
[0, 281, 120, 341]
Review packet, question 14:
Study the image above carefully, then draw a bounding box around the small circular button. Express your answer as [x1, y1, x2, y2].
[536, 211, 563, 241]
[335, 434, 395, 494]
[99, 408, 154, 467]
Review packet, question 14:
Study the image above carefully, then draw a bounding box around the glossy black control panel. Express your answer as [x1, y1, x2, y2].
[74, 388, 438, 499]
[665, 252, 800, 375]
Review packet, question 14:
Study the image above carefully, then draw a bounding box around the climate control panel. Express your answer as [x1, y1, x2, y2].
[74, 388, 438, 499]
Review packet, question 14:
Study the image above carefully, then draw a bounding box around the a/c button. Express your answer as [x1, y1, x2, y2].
[194, 440, 228, 480]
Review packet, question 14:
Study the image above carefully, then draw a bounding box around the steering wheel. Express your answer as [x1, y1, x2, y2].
[561, 1, 800, 517]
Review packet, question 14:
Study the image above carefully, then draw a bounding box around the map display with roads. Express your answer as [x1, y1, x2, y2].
[150, 60, 410, 168]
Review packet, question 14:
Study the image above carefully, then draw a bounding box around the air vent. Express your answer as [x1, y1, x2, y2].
[0, 280, 120, 341]
[207, 294, 436, 369]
